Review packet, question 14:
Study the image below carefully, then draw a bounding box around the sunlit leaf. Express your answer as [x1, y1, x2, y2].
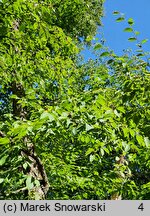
[128, 18, 134, 25]
[86, 148, 94, 156]
[26, 176, 34, 190]
[114, 109, 120, 117]
[116, 17, 125, 22]
[141, 39, 148, 44]
[122, 128, 129, 138]
[144, 137, 150, 147]
[23, 162, 28, 170]
[89, 155, 95, 162]
[124, 144, 130, 153]
[72, 127, 77, 135]
[0, 137, 10, 145]
[0, 178, 4, 184]
[123, 27, 133, 32]
[117, 106, 125, 113]
[129, 129, 135, 137]
[0, 156, 8, 166]
[85, 123, 93, 131]
[94, 43, 102, 50]
[135, 31, 140, 35]
[34, 179, 40, 187]
[100, 148, 104, 156]
[100, 51, 110, 57]
[136, 134, 144, 146]
[40, 111, 55, 122]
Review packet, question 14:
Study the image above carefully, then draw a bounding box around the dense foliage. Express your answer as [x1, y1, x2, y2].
[0, 0, 150, 200]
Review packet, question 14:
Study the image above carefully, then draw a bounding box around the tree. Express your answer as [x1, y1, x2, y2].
[0, 0, 104, 199]
[0, 0, 150, 200]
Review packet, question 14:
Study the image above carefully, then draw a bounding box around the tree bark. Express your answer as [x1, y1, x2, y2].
[11, 80, 49, 199]
[11, 79, 49, 199]
[111, 155, 126, 200]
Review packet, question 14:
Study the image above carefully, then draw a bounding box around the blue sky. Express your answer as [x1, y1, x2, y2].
[82, 0, 150, 60]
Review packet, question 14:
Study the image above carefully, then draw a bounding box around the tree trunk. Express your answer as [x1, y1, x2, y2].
[10, 18, 49, 199]
[111, 155, 126, 200]
[11, 80, 49, 199]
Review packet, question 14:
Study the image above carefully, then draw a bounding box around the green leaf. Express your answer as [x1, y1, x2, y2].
[135, 31, 140, 35]
[40, 111, 55, 121]
[85, 136, 90, 143]
[122, 128, 129, 138]
[107, 59, 114, 64]
[0, 137, 10, 145]
[34, 179, 40, 187]
[124, 27, 133, 32]
[129, 129, 135, 137]
[0, 155, 8, 166]
[114, 109, 120, 117]
[72, 127, 77, 135]
[144, 137, 150, 147]
[85, 35, 93, 42]
[141, 39, 148, 44]
[26, 176, 34, 190]
[80, 135, 85, 142]
[100, 51, 110, 57]
[66, 119, 72, 127]
[128, 18, 134, 25]
[85, 123, 93, 131]
[104, 147, 109, 154]
[113, 11, 120, 15]
[94, 43, 102, 50]
[10, 94, 19, 99]
[136, 49, 143, 53]
[86, 148, 94, 156]
[89, 155, 95, 162]
[96, 94, 106, 105]
[136, 53, 144, 57]
[136, 134, 144, 146]
[116, 17, 125, 22]
[0, 178, 4, 184]
[124, 144, 130, 153]
[23, 162, 28, 170]
[100, 148, 104, 156]
[115, 156, 120, 162]
[128, 37, 137, 42]
[117, 106, 125, 113]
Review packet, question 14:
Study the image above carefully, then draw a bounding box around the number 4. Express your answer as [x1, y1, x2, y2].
[138, 203, 144, 211]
